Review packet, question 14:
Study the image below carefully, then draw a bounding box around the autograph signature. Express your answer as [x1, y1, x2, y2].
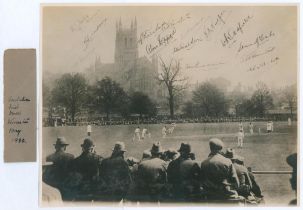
[238, 31, 275, 53]
[221, 15, 253, 47]
[138, 13, 190, 45]
[83, 18, 107, 50]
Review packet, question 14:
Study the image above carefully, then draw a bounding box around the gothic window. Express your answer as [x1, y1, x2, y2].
[130, 38, 133, 47]
[125, 37, 127, 47]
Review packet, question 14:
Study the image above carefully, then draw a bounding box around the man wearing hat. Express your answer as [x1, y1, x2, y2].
[225, 148, 253, 199]
[99, 141, 132, 201]
[72, 138, 103, 183]
[167, 143, 201, 201]
[46, 137, 74, 180]
[141, 149, 152, 161]
[46, 137, 74, 164]
[69, 138, 103, 200]
[162, 148, 179, 163]
[200, 138, 239, 200]
[286, 153, 297, 205]
[45, 137, 75, 200]
[134, 142, 168, 201]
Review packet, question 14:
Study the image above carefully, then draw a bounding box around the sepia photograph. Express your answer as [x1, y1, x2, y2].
[41, 4, 298, 206]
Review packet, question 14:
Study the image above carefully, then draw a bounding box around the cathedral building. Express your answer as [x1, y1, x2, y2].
[87, 18, 160, 101]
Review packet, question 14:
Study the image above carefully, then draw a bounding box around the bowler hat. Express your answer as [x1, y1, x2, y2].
[81, 138, 95, 149]
[178, 143, 191, 154]
[209, 138, 224, 151]
[112, 141, 127, 152]
[150, 142, 163, 154]
[54, 137, 69, 146]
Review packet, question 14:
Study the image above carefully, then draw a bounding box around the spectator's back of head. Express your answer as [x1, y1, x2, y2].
[142, 149, 152, 160]
[150, 142, 163, 157]
[209, 138, 224, 152]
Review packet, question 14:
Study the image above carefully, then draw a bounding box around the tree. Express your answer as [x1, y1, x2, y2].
[208, 77, 231, 93]
[51, 73, 87, 122]
[251, 82, 273, 117]
[93, 77, 128, 120]
[235, 99, 255, 117]
[228, 85, 251, 117]
[158, 57, 188, 118]
[43, 83, 56, 125]
[192, 82, 228, 117]
[283, 84, 297, 118]
[130, 92, 157, 117]
[182, 101, 196, 118]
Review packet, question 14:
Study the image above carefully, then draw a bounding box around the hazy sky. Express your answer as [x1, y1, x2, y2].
[42, 5, 297, 88]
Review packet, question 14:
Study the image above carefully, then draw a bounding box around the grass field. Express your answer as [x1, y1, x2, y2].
[42, 121, 297, 206]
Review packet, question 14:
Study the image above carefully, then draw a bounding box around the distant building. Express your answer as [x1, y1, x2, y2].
[267, 109, 297, 120]
[87, 18, 161, 101]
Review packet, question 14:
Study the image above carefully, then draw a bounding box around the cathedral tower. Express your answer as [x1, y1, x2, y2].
[114, 18, 138, 67]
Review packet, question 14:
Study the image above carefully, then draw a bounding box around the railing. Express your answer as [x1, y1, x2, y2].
[252, 171, 292, 175]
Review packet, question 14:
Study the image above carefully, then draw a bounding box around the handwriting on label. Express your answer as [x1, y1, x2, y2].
[7, 96, 31, 143]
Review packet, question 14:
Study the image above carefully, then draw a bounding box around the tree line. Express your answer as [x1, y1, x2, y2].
[44, 75, 157, 122]
[43, 57, 296, 122]
[183, 81, 297, 119]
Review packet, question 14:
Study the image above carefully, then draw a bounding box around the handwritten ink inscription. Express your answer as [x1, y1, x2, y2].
[83, 18, 107, 50]
[7, 96, 31, 143]
[221, 15, 253, 47]
[247, 56, 279, 72]
[185, 62, 225, 71]
[145, 27, 177, 54]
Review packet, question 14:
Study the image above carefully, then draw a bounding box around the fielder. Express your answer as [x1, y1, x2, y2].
[266, 121, 272, 133]
[133, 126, 141, 142]
[142, 127, 147, 139]
[167, 123, 176, 134]
[239, 122, 244, 132]
[162, 126, 167, 138]
[249, 122, 254, 135]
[237, 130, 245, 148]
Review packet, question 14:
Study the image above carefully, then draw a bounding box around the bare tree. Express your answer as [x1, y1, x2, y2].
[158, 57, 188, 118]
